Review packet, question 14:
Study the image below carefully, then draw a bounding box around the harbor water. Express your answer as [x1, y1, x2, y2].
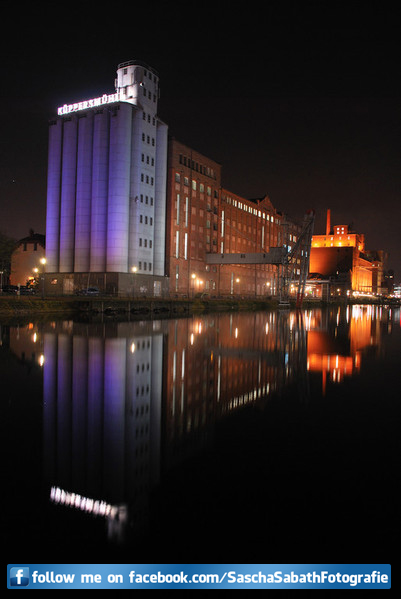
[3, 305, 399, 566]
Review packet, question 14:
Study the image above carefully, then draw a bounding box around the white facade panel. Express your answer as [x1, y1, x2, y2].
[45, 120, 63, 272]
[74, 114, 93, 272]
[106, 105, 132, 272]
[90, 110, 109, 272]
[59, 118, 78, 272]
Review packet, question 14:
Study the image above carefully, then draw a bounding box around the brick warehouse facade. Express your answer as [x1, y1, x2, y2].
[166, 138, 222, 296]
[166, 137, 301, 297]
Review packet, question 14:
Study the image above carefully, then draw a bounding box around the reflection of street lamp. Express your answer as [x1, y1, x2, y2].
[40, 258, 46, 299]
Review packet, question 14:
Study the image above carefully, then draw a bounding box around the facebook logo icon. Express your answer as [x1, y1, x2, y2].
[10, 567, 29, 587]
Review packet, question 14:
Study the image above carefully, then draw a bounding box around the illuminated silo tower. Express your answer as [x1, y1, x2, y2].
[45, 60, 168, 295]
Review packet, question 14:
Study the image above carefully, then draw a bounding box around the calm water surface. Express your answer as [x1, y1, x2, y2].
[3, 305, 399, 565]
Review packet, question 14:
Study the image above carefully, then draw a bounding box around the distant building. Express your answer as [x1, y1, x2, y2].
[309, 210, 384, 296]
[10, 230, 45, 286]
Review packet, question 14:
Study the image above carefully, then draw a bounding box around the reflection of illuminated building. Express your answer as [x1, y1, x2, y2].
[42, 321, 164, 542]
[28, 312, 309, 542]
[307, 305, 382, 394]
[9, 322, 45, 368]
[163, 311, 308, 467]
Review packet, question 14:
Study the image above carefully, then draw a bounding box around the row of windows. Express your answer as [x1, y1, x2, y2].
[224, 196, 278, 223]
[142, 86, 157, 103]
[136, 261, 152, 271]
[139, 195, 154, 205]
[138, 238, 153, 248]
[131, 339, 151, 350]
[141, 154, 155, 166]
[142, 112, 156, 126]
[140, 173, 154, 185]
[174, 173, 290, 230]
[175, 172, 217, 196]
[142, 133, 155, 145]
[121, 66, 157, 85]
[22, 243, 40, 251]
[139, 215, 153, 225]
[136, 383, 150, 396]
[143, 69, 157, 83]
[178, 154, 217, 179]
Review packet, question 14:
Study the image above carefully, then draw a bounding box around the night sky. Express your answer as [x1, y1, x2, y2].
[2, 2, 400, 278]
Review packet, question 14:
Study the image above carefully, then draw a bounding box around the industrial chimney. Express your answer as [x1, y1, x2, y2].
[326, 209, 331, 236]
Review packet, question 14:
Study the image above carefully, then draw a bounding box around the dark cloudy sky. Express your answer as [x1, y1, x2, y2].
[1, 1, 400, 276]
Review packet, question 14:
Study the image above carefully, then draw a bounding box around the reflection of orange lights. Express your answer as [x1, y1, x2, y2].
[307, 352, 359, 395]
[307, 353, 355, 376]
[307, 308, 374, 395]
[193, 321, 203, 335]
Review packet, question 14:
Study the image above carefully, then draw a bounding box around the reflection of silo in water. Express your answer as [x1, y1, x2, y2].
[42, 322, 164, 543]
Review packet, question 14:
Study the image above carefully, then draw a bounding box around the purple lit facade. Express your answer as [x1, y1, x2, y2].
[45, 61, 168, 295]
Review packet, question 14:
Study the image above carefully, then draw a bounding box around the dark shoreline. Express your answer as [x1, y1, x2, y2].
[1, 294, 398, 323]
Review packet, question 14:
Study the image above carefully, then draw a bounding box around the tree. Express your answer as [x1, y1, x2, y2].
[0, 231, 17, 287]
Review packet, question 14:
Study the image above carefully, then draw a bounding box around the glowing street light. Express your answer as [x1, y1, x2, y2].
[40, 258, 46, 299]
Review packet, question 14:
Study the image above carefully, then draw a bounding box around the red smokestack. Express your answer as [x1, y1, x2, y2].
[326, 209, 331, 235]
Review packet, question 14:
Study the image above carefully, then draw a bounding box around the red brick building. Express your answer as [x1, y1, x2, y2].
[166, 138, 222, 296]
[166, 138, 301, 297]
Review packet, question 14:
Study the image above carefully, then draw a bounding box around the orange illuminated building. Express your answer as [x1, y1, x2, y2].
[309, 210, 376, 294]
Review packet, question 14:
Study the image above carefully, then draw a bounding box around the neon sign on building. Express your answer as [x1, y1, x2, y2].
[57, 91, 124, 115]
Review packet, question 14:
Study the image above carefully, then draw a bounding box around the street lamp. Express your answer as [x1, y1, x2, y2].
[40, 258, 46, 299]
[131, 266, 137, 298]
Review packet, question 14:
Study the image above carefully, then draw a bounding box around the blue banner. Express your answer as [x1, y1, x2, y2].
[7, 564, 391, 589]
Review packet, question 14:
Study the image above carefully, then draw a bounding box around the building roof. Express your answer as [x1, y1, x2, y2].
[17, 230, 45, 247]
